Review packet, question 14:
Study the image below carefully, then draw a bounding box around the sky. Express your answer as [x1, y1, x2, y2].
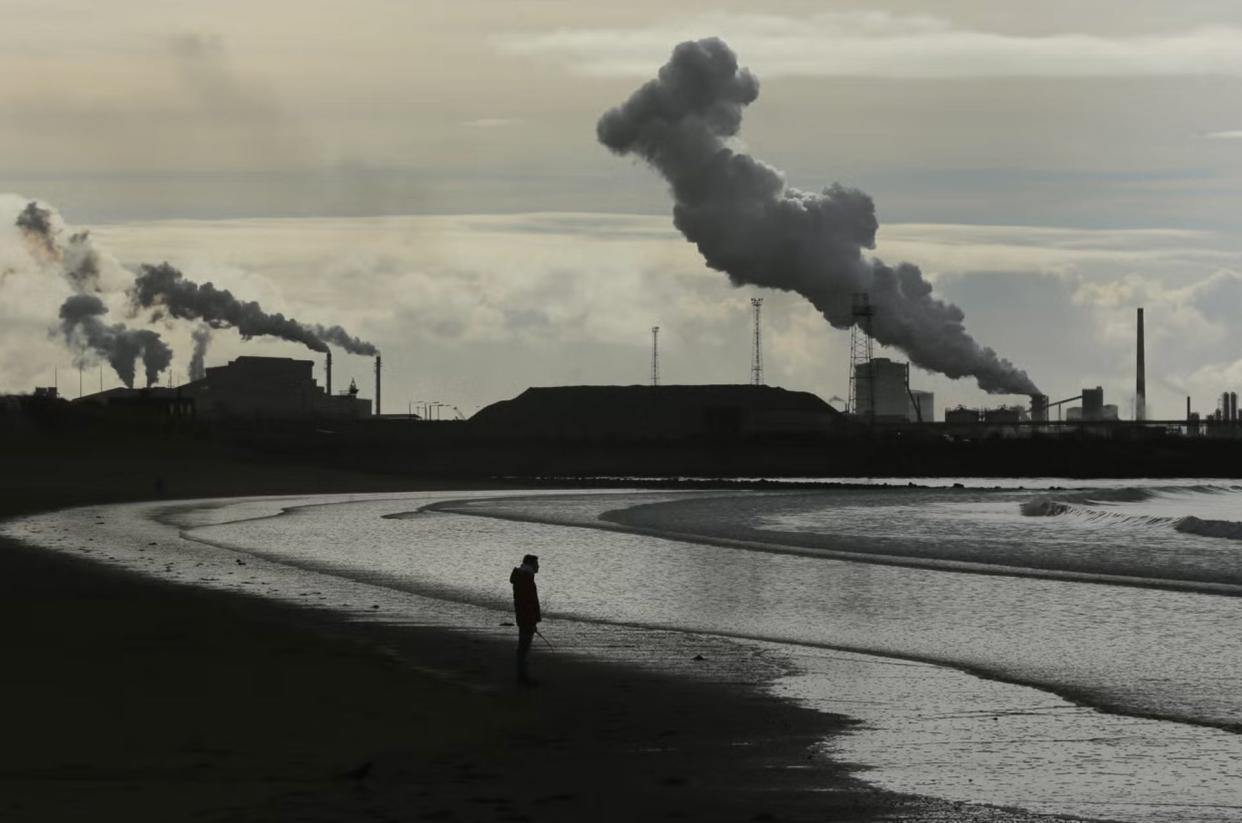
[4, 0, 1242, 419]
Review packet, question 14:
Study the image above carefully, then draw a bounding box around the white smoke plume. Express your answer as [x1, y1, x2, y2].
[597, 38, 1039, 395]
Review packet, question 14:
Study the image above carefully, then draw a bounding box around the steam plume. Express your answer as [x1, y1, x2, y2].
[189, 325, 211, 381]
[16, 201, 56, 257]
[15, 201, 101, 291]
[62, 231, 101, 292]
[597, 38, 1039, 395]
[58, 294, 174, 388]
[130, 262, 331, 352]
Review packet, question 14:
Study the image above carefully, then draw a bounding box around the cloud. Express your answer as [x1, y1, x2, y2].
[498, 13, 1242, 78]
[463, 118, 518, 129]
[878, 223, 1232, 281]
[1205, 130, 1242, 140]
[1185, 358, 1242, 407]
[7, 210, 1242, 417]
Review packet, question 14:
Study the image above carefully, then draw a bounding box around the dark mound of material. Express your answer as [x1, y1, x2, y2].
[470, 384, 841, 439]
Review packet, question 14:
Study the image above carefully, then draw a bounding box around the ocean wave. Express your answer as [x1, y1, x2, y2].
[1021, 486, 1158, 517]
[1175, 516, 1242, 541]
[1020, 498, 1072, 517]
[1021, 484, 1242, 541]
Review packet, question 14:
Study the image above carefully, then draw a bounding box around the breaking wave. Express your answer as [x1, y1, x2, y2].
[1021, 484, 1242, 541]
[1176, 516, 1242, 541]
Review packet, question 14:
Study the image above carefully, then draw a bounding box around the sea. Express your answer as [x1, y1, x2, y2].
[5, 478, 1242, 822]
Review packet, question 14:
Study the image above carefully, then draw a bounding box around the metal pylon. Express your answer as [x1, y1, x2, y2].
[848, 293, 875, 418]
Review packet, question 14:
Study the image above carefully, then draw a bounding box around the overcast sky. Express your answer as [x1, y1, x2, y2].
[5, 0, 1242, 419]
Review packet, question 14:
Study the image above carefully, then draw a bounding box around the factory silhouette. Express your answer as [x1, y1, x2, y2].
[12, 293, 1242, 481]
[36, 295, 1227, 432]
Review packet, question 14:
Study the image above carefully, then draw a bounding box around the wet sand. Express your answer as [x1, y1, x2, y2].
[0, 445, 1086, 821]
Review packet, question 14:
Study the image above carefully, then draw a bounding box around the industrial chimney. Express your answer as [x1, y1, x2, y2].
[1030, 393, 1049, 423]
[1135, 307, 1146, 422]
[374, 354, 382, 416]
[326, 350, 333, 396]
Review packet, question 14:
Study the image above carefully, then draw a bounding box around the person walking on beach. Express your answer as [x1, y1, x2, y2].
[510, 554, 542, 685]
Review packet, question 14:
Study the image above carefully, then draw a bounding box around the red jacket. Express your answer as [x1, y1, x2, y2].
[510, 565, 541, 628]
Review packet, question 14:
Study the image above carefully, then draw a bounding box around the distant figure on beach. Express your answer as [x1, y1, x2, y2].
[510, 554, 542, 685]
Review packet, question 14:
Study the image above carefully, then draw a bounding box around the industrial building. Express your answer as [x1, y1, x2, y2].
[1061, 387, 1119, 422]
[909, 390, 935, 424]
[75, 356, 372, 420]
[181, 356, 371, 420]
[944, 405, 1029, 428]
[74, 386, 194, 418]
[852, 357, 934, 422]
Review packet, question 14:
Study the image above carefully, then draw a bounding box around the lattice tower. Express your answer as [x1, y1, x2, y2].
[848, 293, 875, 417]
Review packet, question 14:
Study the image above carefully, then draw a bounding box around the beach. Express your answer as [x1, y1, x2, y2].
[0, 435, 1103, 822]
[1, 532, 882, 822]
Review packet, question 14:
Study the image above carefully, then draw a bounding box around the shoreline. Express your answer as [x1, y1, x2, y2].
[428, 492, 1242, 738]
[1, 474, 1091, 821]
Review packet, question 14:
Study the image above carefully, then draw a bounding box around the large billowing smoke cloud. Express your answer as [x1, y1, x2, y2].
[130, 262, 378, 356]
[597, 38, 1038, 395]
[16, 200, 171, 387]
[58, 294, 173, 388]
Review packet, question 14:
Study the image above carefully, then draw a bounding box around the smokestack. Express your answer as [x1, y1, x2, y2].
[1135, 307, 1146, 422]
[374, 354, 382, 416]
[1232, 391, 1238, 423]
[326, 350, 333, 396]
[1186, 395, 1191, 422]
[1030, 393, 1049, 423]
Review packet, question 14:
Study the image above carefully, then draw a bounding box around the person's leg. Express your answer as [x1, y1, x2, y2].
[516, 626, 534, 683]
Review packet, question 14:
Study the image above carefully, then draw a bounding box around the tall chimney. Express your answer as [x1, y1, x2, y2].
[1135, 307, 1146, 422]
[374, 354, 382, 416]
[326, 350, 333, 396]
[1232, 391, 1238, 423]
